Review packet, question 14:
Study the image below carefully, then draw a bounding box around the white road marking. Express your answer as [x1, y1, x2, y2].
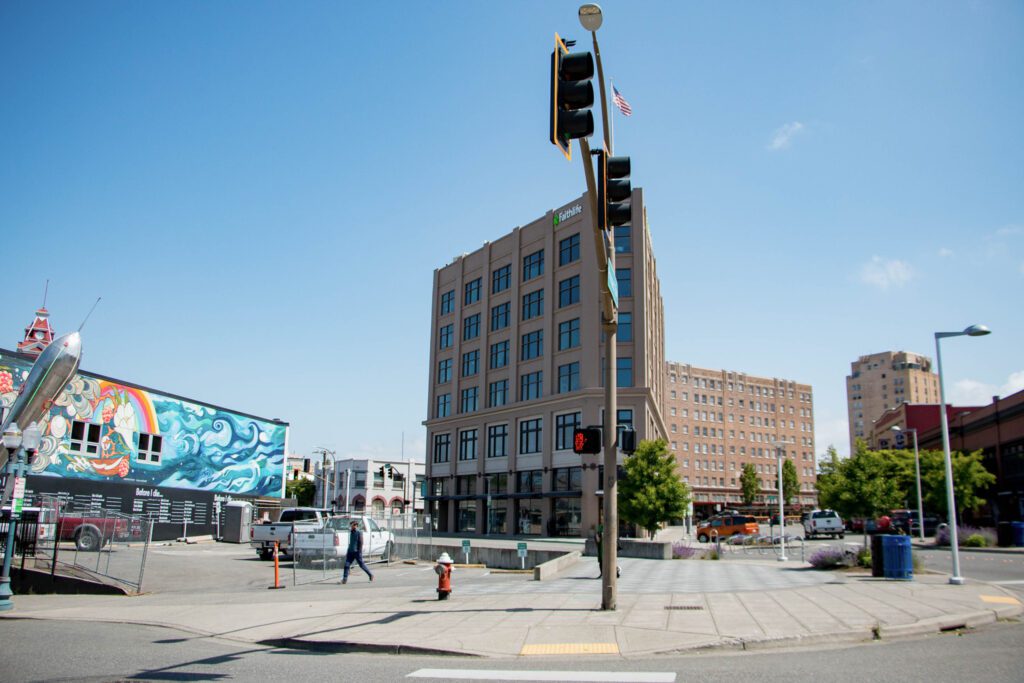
[407, 670, 675, 682]
[991, 579, 1024, 585]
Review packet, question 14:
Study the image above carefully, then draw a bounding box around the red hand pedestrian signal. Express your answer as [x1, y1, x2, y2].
[572, 427, 602, 454]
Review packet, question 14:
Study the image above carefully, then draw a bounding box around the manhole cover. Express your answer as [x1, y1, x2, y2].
[665, 605, 704, 611]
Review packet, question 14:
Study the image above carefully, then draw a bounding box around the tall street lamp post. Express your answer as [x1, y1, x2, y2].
[0, 421, 42, 612]
[891, 425, 925, 541]
[770, 439, 787, 562]
[935, 324, 991, 585]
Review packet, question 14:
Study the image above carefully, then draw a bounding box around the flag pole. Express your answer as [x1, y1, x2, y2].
[609, 79, 615, 153]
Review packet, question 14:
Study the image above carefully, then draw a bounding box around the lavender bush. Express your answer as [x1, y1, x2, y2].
[808, 546, 850, 570]
[672, 541, 698, 559]
[935, 524, 997, 548]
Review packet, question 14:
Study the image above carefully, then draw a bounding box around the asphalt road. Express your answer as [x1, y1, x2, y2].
[2, 618, 1021, 682]
[914, 545, 1024, 594]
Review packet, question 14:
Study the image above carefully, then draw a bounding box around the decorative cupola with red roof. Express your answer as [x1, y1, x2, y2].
[17, 283, 55, 357]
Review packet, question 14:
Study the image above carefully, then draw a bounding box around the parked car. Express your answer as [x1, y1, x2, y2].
[803, 509, 845, 539]
[888, 510, 941, 536]
[251, 507, 331, 560]
[292, 515, 395, 566]
[696, 515, 759, 543]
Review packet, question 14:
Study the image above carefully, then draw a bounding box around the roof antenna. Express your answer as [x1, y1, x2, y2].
[42, 279, 49, 308]
[79, 297, 101, 332]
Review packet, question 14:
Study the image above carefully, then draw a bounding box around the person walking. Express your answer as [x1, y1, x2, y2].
[592, 524, 603, 578]
[341, 520, 374, 584]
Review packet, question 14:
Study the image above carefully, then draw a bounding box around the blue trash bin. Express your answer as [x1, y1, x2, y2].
[1012, 522, 1024, 547]
[882, 535, 913, 580]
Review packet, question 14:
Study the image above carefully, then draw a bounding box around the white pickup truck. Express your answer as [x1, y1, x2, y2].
[250, 507, 331, 560]
[292, 515, 395, 566]
[803, 509, 845, 539]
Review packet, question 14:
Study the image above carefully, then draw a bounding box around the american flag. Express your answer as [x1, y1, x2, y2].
[612, 85, 632, 116]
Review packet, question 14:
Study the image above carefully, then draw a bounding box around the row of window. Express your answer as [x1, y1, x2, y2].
[68, 420, 163, 464]
[432, 410, 634, 462]
[436, 467, 584, 498]
[666, 375, 811, 402]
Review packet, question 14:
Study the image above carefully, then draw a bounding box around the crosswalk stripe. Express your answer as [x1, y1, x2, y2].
[407, 670, 675, 682]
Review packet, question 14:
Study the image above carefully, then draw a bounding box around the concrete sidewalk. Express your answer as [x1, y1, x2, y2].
[3, 554, 1021, 658]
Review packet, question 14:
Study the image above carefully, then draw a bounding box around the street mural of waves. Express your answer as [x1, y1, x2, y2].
[154, 400, 285, 496]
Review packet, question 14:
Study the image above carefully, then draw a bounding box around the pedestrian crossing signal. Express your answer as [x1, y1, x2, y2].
[573, 427, 602, 454]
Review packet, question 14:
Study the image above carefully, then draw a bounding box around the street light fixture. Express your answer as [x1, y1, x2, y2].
[935, 323, 991, 585]
[770, 439, 788, 562]
[891, 425, 925, 541]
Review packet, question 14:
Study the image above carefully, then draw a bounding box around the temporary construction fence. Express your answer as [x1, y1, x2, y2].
[2, 494, 155, 594]
[281, 511, 430, 587]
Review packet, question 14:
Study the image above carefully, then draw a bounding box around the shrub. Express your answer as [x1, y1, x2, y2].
[808, 546, 848, 570]
[964, 534, 988, 548]
[672, 541, 697, 559]
[857, 547, 872, 569]
[936, 525, 997, 548]
[703, 548, 720, 561]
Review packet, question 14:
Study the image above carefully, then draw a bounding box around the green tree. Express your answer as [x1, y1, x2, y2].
[919, 448, 995, 520]
[782, 458, 799, 505]
[815, 445, 845, 512]
[619, 439, 690, 538]
[823, 440, 903, 524]
[285, 477, 316, 506]
[740, 463, 759, 506]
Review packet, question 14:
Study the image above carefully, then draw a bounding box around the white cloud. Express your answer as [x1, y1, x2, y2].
[994, 225, 1023, 238]
[948, 370, 1024, 405]
[859, 255, 913, 289]
[938, 247, 954, 258]
[768, 121, 804, 151]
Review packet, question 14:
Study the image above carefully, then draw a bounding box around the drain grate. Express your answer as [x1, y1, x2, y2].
[665, 605, 704, 611]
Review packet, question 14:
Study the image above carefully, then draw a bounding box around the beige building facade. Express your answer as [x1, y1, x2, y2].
[846, 351, 940, 451]
[423, 191, 665, 538]
[663, 363, 817, 517]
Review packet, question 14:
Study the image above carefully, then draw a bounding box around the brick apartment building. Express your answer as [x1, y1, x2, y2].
[846, 351, 940, 451]
[663, 362, 817, 518]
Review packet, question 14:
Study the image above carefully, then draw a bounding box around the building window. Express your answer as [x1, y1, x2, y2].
[523, 249, 544, 281]
[489, 379, 508, 407]
[520, 371, 543, 401]
[522, 289, 544, 320]
[521, 330, 543, 360]
[614, 225, 631, 253]
[559, 318, 580, 350]
[489, 340, 509, 369]
[492, 265, 511, 294]
[462, 350, 479, 377]
[488, 424, 508, 458]
[519, 418, 542, 454]
[439, 324, 453, 350]
[552, 466, 582, 491]
[618, 312, 632, 342]
[433, 433, 451, 463]
[438, 358, 452, 384]
[463, 313, 480, 341]
[559, 234, 580, 267]
[137, 433, 162, 464]
[435, 393, 450, 418]
[460, 387, 478, 413]
[459, 429, 478, 460]
[615, 268, 632, 297]
[464, 278, 481, 305]
[440, 290, 455, 315]
[558, 362, 580, 393]
[490, 302, 510, 331]
[617, 357, 633, 387]
[518, 469, 542, 493]
[69, 421, 101, 456]
[555, 412, 581, 450]
[558, 275, 580, 307]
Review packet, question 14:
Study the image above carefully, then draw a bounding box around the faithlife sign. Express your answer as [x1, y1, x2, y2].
[553, 204, 582, 226]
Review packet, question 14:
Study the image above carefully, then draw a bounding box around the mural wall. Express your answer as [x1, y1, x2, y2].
[0, 352, 287, 498]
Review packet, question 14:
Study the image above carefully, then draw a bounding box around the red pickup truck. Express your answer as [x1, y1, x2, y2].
[56, 513, 138, 551]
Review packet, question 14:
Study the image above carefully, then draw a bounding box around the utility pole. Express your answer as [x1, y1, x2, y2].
[313, 447, 336, 509]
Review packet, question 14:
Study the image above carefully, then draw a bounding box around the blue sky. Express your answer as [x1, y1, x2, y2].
[2, 1, 1021, 464]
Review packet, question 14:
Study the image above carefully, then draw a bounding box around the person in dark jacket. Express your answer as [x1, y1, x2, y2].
[341, 520, 374, 584]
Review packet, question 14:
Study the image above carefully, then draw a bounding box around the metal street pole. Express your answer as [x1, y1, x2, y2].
[776, 444, 787, 562]
[935, 323, 991, 585]
[0, 448, 24, 611]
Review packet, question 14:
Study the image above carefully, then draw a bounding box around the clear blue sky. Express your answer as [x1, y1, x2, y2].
[2, 1, 1021, 463]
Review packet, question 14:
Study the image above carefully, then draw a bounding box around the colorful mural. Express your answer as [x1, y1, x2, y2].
[0, 352, 287, 497]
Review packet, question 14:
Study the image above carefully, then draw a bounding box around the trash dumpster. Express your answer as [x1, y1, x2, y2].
[997, 521, 1013, 548]
[882, 535, 913, 580]
[1013, 522, 1024, 547]
[871, 534, 887, 578]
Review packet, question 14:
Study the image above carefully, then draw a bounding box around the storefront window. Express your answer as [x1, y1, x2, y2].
[457, 500, 477, 532]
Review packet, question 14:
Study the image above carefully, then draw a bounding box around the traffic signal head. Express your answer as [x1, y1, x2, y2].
[550, 33, 595, 160]
[597, 151, 631, 231]
[378, 466, 385, 478]
[620, 427, 637, 455]
[573, 427, 602, 454]
[385, 464, 393, 477]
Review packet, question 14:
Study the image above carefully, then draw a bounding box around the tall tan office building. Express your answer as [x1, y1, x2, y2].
[663, 363, 817, 517]
[424, 191, 665, 538]
[846, 351, 940, 451]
